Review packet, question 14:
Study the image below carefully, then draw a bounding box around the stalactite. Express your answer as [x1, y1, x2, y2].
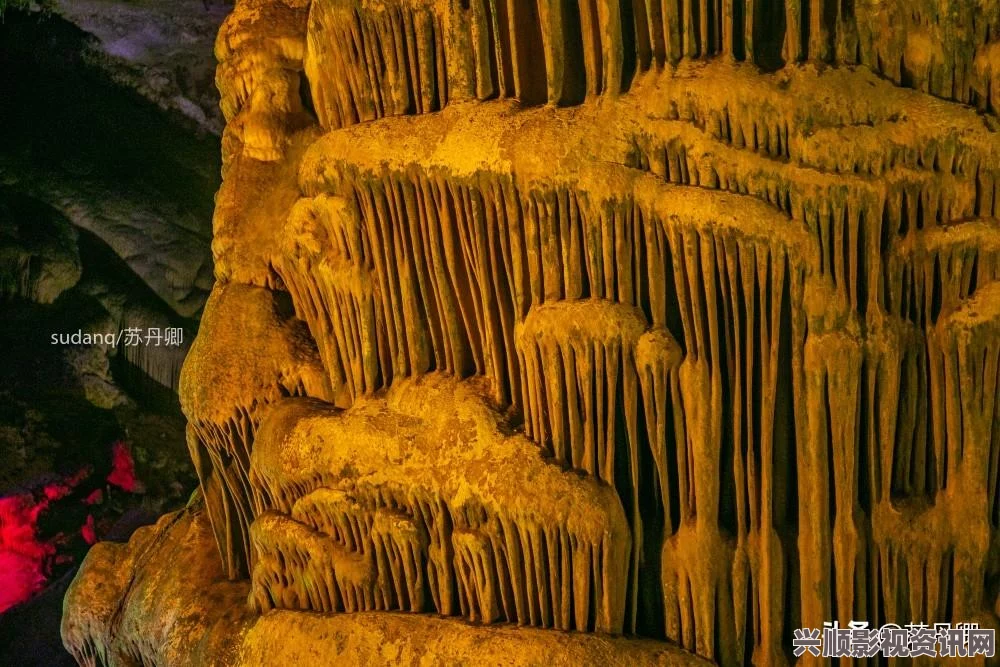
[179, 283, 333, 578]
[245, 71, 1000, 662]
[655, 212, 807, 664]
[247, 375, 631, 633]
[636, 328, 685, 535]
[296, 0, 1000, 113]
[284, 94, 838, 659]
[920, 282, 1000, 619]
[62, 3, 1000, 665]
[516, 300, 646, 485]
[277, 173, 527, 407]
[799, 328, 869, 635]
[886, 219, 1000, 327]
[629, 115, 996, 317]
[304, 0, 448, 130]
[515, 299, 646, 630]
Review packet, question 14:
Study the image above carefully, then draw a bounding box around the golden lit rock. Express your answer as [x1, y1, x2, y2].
[63, 0, 1000, 664]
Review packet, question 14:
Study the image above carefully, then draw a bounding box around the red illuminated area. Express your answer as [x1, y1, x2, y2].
[0, 441, 139, 613]
[107, 441, 138, 493]
[0, 492, 58, 614]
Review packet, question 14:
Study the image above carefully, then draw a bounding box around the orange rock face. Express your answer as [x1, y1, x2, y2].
[64, 0, 1000, 665]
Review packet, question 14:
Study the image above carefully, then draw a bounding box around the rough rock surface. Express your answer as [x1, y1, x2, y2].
[52, 0, 230, 134]
[0, 190, 81, 304]
[63, 501, 707, 666]
[0, 11, 220, 320]
[65, 0, 1000, 665]
[0, 8, 206, 657]
[179, 281, 332, 575]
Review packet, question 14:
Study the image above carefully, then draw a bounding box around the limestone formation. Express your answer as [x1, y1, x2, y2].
[179, 282, 333, 577]
[63, 501, 706, 666]
[0, 11, 220, 321]
[65, 0, 1000, 664]
[249, 375, 630, 632]
[51, 0, 230, 134]
[0, 191, 81, 304]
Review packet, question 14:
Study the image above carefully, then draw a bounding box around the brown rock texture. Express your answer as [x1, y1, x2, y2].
[63, 502, 705, 665]
[64, 0, 1000, 665]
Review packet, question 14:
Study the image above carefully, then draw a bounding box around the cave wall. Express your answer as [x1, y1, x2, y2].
[64, 0, 1000, 665]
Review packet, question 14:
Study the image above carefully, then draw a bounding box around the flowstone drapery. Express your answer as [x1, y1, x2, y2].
[64, 0, 1000, 665]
